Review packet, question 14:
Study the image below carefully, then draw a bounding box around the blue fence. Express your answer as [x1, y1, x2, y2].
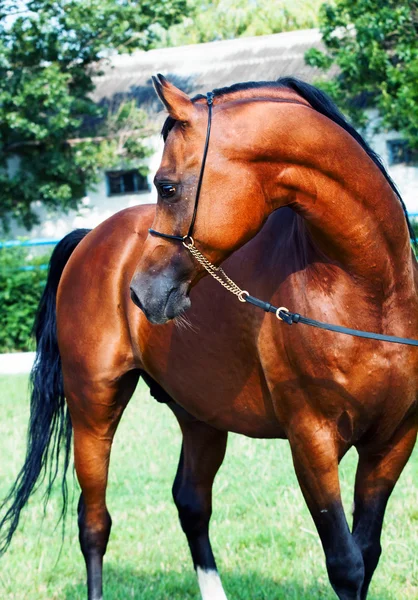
[0, 238, 60, 249]
[0, 238, 59, 272]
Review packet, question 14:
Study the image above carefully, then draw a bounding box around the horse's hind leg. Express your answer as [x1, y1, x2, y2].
[66, 369, 140, 600]
[289, 421, 364, 600]
[353, 417, 417, 600]
[169, 402, 228, 600]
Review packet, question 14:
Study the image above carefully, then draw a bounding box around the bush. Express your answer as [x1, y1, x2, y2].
[412, 218, 418, 241]
[0, 245, 50, 352]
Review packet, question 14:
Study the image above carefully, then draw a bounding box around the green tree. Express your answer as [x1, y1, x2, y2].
[152, 0, 323, 47]
[0, 0, 187, 231]
[305, 1, 418, 150]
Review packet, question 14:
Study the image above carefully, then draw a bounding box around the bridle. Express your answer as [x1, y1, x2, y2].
[147, 91, 418, 347]
[148, 91, 254, 303]
[149, 91, 215, 245]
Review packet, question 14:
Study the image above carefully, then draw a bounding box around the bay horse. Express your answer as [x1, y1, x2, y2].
[1, 76, 417, 600]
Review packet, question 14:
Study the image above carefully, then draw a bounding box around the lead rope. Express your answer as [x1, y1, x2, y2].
[182, 237, 418, 346]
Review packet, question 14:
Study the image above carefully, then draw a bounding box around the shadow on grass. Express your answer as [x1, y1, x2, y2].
[63, 564, 395, 600]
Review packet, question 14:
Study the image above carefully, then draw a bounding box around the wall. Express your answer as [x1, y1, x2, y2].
[6, 136, 163, 241]
[366, 110, 418, 215]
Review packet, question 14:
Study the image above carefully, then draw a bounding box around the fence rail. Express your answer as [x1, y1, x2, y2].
[0, 238, 59, 271]
[0, 238, 60, 249]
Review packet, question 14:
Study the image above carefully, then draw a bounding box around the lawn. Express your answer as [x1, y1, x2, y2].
[0, 374, 417, 599]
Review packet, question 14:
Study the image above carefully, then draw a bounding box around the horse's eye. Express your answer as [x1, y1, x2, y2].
[160, 184, 177, 198]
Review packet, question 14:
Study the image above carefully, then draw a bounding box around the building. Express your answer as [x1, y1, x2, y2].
[9, 28, 418, 240]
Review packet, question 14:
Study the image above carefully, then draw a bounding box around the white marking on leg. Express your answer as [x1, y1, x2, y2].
[196, 567, 228, 600]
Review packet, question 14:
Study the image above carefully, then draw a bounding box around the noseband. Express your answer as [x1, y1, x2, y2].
[147, 91, 418, 347]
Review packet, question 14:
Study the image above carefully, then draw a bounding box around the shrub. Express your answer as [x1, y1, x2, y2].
[412, 218, 418, 241]
[0, 245, 51, 353]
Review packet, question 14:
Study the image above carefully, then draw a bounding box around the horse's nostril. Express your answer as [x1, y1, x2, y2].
[130, 286, 143, 311]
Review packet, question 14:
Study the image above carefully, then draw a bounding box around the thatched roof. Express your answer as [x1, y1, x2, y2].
[93, 28, 333, 116]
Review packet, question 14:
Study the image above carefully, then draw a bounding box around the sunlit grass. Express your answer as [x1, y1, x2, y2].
[0, 374, 417, 599]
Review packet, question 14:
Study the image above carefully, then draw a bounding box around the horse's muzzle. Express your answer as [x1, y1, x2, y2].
[130, 273, 191, 325]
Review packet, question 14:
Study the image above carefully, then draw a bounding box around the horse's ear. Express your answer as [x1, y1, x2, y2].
[152, 74, 194, 122]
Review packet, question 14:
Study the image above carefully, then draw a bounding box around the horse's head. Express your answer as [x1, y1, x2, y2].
[130, 75, 297, 324]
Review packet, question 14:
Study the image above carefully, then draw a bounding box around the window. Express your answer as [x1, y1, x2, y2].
[387, 139, 412, 166]
[106, 170, 148, 196]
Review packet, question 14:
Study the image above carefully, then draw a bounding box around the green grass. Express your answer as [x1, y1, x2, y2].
[0, 374, 417, 599]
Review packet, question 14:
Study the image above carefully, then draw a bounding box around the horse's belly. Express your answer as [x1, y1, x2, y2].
[138, 326, 284, 437]
[151, 363, 286, 438]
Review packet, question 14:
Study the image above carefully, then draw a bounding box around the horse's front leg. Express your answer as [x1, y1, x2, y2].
[289, 419, 364, 600]
[169, 402, 228, 600]
[353, 417, 417, 600]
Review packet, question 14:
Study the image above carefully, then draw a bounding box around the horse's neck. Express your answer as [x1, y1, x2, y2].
[269, 209, 344, 283]
[266, 113, 414, 294]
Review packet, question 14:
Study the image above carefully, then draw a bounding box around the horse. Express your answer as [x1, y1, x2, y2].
[0, 75, 417, 600]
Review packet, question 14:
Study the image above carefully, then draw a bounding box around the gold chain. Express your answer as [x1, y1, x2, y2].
[182, 236, 290, 319]
[183, 237, 249, 302]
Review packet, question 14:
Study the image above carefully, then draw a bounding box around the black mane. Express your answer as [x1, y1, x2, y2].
[161, 77, 416, 247]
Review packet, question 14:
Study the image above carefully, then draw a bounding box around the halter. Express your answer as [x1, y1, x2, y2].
[147, 91, 418, 347]
[148, 91, 215, 244]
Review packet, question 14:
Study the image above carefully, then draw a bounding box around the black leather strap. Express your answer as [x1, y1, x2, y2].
[149, 91, 214, 242]
[187, 92, 214, 238]
[148, 229, 184, 242]
[246, 294, 418, 346]
[295, 313, 418, 346]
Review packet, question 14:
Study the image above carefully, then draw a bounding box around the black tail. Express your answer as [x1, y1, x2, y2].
[0, 228, 91, 554]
